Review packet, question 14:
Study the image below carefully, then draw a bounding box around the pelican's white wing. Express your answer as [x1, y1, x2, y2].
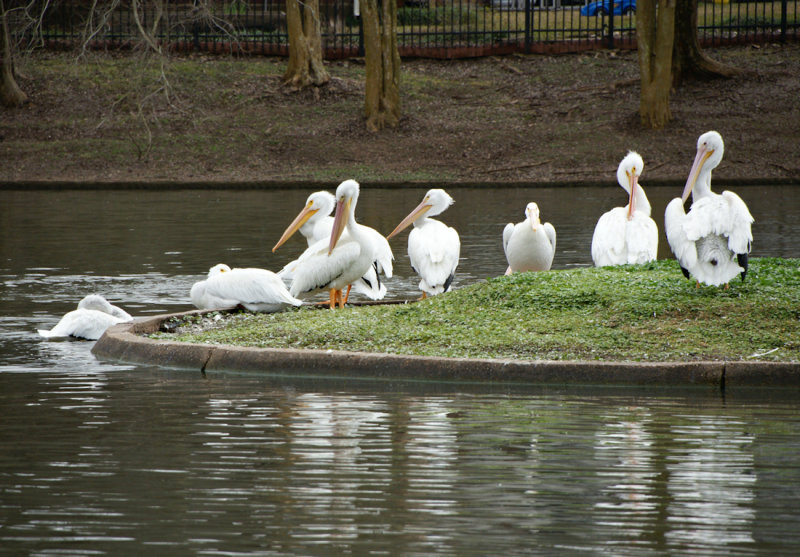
[364, 226, 394, 278]
[289, 238, 367, 298]
[190, 280, 239, 310]
[625, 213, 658, 264]
[408, 220, 460, 295]
[502, 222, 514, 255]
[681, 193, 754, 252]
[543, 222, 557, 254]
[665, 198, 698, 273]
[38, 309, 125, 340]
[593, 208, 657, 266]
[592, 208, 628, 267]
[205, 268, 302, 312]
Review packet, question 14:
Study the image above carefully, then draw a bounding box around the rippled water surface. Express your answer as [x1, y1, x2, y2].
[1, 187, 799, 555]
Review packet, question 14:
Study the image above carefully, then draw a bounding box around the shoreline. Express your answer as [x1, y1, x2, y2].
[3, 178, 800, 191]
[91, 310, 800, 388]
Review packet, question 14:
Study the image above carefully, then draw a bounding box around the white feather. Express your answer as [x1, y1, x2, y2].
[192, 263, 302, 312]
[665, 131, 753, 286]
[38, 294, 132, 340]
[591, 152, 658, 267]
[503, 202, 557, 273]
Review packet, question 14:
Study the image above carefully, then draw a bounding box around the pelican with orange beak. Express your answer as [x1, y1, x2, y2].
[664, 131, 753, 287]
[273, 190, 393, 301]
[388, 189, 460, 298]
[287, 180, 378, 308]
[272, 191, 337, 252]
[591, 151, 658, 267]
[503, 202, 557, 274]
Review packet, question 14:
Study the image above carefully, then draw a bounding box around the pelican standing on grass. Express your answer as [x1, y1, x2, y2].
[273, 190, 393, 301]
[387, 189, 460, 298]
[38, 294, 133, 340]
[288, 180, 378, 309]
[664, 131, 754, 287]
[591, 151, 658, 267]
[190, 263, 302, 312]
[503, 202, 556, 274]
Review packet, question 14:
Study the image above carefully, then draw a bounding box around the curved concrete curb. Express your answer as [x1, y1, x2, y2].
[91, 311, 800, 388]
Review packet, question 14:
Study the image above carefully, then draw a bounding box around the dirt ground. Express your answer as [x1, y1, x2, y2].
[1, 43, 799, 185]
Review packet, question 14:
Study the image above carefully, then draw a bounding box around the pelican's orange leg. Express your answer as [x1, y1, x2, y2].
[329, 289, 338, 309]
[342, 284, 353, 306]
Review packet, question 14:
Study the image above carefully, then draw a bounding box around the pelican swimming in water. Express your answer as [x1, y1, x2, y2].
[664, 131, 754, 287]
[387, 189, 460, 298]
[287, 180, 378, 309]
[273, 190, 393, 301]
[38, 294, 133, 340]
[591, 151, 658, 267]
[190, 263, 302, 312]
[503, 202, 557, 274]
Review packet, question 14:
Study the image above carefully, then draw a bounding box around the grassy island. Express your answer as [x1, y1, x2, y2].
[153, 259, 799, 363]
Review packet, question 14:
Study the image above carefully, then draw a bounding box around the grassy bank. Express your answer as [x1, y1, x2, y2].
[153, 258, 799, 363]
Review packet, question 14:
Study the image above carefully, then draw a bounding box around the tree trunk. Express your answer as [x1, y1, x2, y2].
[0, 0, 28, 107]
[362, 0, 400, 132]
[284, 0, 330, 88]
[672, 0, 738, 85]
[636, 0, 675, 129]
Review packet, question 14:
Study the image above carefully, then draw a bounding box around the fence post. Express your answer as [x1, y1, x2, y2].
[781, 0, 788, 43]
[524, 0, 531, 53]
[607, 13, 615, 49]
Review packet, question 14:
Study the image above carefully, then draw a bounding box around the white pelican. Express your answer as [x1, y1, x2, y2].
[38, 294, 133, 340]
[273, 190, 393, 301]
[190, 263, 302, 312]
[591, 151, 658, 267]
[665, 131, 754, 287]
[503, 202, 556, 274]
[288, 180, 377, 309]
[387, 189, 460, 298]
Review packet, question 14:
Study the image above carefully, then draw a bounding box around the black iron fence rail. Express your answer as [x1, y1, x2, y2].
[13, 0, 800, 58]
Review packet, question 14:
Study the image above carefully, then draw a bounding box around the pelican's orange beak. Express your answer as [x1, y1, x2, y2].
[329, 196, 350, 255]
[387, 198, 432, 240]
[272, 202, 319, 252]
[681, 145, 714, 204]
[627, 170, 638, 220]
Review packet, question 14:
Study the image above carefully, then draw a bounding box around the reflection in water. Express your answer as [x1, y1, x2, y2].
[1, 370, 800, 555]
[1, 187, 800, 555]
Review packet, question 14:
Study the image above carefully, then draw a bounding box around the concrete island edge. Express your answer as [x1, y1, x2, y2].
[91, 310, 800, 389]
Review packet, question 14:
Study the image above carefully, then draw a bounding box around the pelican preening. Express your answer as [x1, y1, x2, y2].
[273, 188, 394, 302]
[591, 152, 658, 267]
[38, 294, 133, 340]
[388, 189, 461, 298]
[503, 202, 556, 274]
[191, 263, 302, 312]
[287, 180, 379, 308]
[665, 131, 754, 287]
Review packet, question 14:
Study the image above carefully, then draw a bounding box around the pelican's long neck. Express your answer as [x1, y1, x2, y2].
[631, 186, 652, 217]
[692, 167, 714, 202]
[345, 199, 366, 241]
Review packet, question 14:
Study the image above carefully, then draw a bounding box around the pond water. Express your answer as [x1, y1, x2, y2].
[1, 186, 799, 555]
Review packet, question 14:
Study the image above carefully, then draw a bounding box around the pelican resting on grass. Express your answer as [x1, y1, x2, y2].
[664, 131, 754, 287]
[38, 294, 133, 340]
[287, 180, 378, 309]
[503, 202, 556, 274]
[190, 263, 302, 312]
[388, 189, 460, 298]
[273, 189, 393, 301]
[591, 151, 658, 267]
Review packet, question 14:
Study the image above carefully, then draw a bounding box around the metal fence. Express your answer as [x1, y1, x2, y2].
[20, 0, 800, 58]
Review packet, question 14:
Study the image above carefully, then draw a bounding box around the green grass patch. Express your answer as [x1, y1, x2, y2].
[152, 258, 800, 363]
